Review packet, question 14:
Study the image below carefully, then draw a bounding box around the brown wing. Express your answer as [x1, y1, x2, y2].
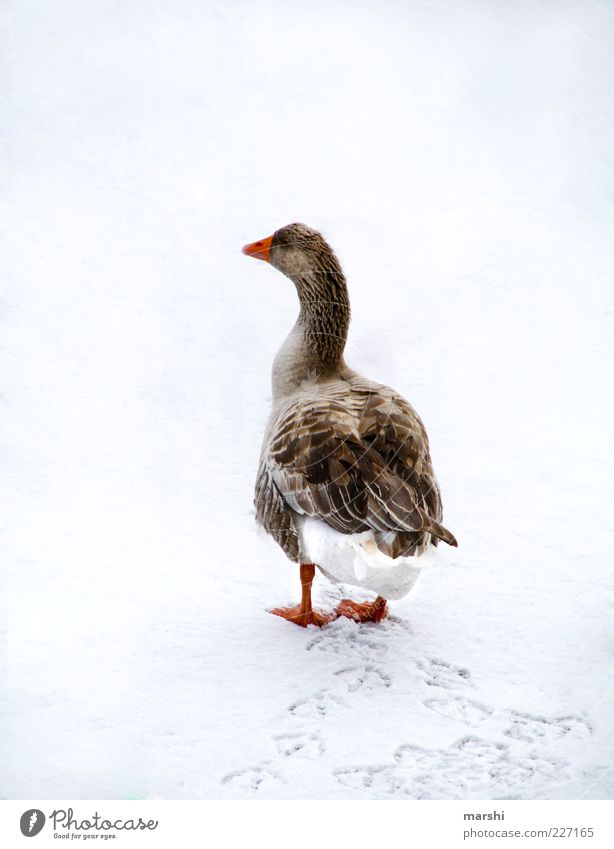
[263, 374, 457, 558]
[254, 459, 300, 561]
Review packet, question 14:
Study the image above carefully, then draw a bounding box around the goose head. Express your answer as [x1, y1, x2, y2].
[243, 222, 348, 306]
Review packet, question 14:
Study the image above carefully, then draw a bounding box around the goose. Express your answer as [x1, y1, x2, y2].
[243, 223, 457, 627]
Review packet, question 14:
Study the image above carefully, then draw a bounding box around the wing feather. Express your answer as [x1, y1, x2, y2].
[260, 374, 457, 557]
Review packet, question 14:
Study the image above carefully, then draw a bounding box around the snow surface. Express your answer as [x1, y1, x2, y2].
[2, 0, 614, 800]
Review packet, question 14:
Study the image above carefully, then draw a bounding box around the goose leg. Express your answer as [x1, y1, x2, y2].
[271, 563, 334, 627]
[336, 595, 388, 623]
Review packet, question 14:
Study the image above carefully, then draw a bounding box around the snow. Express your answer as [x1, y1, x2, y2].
[1, 0, 614, 800]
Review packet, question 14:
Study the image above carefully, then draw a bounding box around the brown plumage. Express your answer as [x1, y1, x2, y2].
[256, 370, 457, 563]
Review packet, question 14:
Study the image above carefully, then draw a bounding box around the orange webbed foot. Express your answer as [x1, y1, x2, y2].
[270, 605, 335, 628]
[335, 596, 388, 623]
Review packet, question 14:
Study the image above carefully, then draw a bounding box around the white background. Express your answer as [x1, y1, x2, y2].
[2, 0, 613, 800]
[0, 800, 613, 848]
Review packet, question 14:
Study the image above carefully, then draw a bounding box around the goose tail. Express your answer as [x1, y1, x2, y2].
[426, 518, 458, 548]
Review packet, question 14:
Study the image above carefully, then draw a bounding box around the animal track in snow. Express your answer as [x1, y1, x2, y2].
[274, 732, 325, 758]
[287, 689, 343, 719]
[503, 711, 592, 745]
[334, 763, 400, 796]
[222, 764, 285, 793]
[335, 736, 563, 799]
[414, 658, 474, 690]
[424, 695, 492, 726]
[334, 664, 392, 692]
[306, 628, 389, 660]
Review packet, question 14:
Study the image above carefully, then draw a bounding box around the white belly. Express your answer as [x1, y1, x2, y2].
[298, 516, 438, 601]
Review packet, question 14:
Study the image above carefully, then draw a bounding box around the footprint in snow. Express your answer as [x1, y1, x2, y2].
[306, 625, 389, 660]
[334, 664, 392, 692]
[287, 689, 343, 720]
[333, 763, 400, 797]
[503, 711, 592, 744]
[423, 695, 492, 726]
[274, 732, 325, 758]
[221, 764, 285, 793]
[335, 736, 564, 799]
[414, 658, 474, 690]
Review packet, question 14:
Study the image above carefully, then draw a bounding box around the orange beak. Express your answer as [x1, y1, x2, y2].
[242, 234, 273, 263]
